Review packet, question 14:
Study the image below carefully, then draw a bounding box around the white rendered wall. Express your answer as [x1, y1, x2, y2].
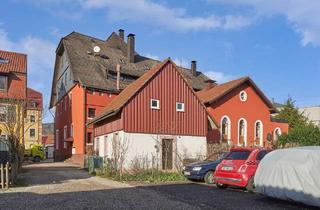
[94, 131, 207, 169]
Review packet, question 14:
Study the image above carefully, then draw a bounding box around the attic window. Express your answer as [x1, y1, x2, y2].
[0, 58, 9, 64]
[151, 99, 160, 110]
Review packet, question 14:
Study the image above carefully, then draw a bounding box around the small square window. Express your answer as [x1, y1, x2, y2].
[30, 115, 35, 123]
[150, 99, 160, 109]
[176, 102, 185, 112]
[30, 129, 35, 137]
[88, 108, 96, 118]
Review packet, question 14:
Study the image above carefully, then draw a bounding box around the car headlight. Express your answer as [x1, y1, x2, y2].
[182, 166, 186, 171]
[192, 166, 202, 171]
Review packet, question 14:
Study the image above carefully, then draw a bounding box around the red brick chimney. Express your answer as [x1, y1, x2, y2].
[118, 29, 124, 40]
[191, 61, 197, 76]
[127, 33, 135, 63]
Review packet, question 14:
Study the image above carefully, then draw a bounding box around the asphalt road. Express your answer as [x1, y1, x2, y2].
[0, 162, 317, 210]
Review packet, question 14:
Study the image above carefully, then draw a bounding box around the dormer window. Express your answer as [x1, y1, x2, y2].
[0, 76, 8, 91]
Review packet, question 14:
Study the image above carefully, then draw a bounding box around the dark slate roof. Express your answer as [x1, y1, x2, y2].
[61, 31, 209, 91]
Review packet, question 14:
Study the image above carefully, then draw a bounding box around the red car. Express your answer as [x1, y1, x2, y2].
[214, 147, 271, 191]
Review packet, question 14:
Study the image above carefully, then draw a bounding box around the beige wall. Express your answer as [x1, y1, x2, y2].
[24, 109, 42, 149]
[95, 131, 207, 169]
[299, 106, 320, 127]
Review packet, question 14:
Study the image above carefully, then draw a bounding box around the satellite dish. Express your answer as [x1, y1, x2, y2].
[93, 46, 101, 53]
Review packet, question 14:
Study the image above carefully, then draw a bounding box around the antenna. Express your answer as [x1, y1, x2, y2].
[93, 46, 101, 53]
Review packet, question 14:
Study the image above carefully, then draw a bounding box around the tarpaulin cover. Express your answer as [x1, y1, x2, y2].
[254, 146, 320, 207]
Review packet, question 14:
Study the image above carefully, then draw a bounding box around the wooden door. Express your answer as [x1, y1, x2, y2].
[162, 139, 173, 170]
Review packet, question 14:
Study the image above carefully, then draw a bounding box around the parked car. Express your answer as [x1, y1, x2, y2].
[214, 147, 271, 191]
[182, 152, 229, 184]
[255, 146, 320, 208]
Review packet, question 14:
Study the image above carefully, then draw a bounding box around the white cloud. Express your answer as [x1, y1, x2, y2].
[172, 58, 189, 68]
[143, 53, 160, 61]
[204, 70, 234, 83]
[0, 25, 55, 121]
[80, 0, 252, 31]
[209, 0, 320, 46]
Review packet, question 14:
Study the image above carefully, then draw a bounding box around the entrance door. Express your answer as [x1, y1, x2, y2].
[162, 139, 173, 170]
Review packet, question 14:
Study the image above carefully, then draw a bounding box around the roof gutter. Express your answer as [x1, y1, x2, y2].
[86, 109, 120, 126]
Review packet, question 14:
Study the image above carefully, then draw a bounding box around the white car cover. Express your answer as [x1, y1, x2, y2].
[254, 146, 320, 207]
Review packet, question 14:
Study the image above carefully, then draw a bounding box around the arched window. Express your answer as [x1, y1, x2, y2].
[254, 121, 263, 146]
[274, 128, 282, 142]
[238, 118, 247, 146]
[221, 116, 231, 142]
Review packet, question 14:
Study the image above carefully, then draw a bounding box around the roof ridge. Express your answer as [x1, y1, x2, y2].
[65, 31, 107, 43]
[0, 49, 27, 57]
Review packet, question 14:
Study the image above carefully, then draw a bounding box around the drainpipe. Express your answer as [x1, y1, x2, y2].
[83, 86, 87, 155]
[116, 64, 121, 90]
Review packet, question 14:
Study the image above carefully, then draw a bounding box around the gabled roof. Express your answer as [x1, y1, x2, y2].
[27, 87, 43, 109]
[0, 50, 27, 73]
[50, 31, 210, 107]
[197, 76, 277, 113]
[90, 59, 217, 126]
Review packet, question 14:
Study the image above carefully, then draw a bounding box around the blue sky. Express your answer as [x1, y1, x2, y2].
[1, 0, 320, 122]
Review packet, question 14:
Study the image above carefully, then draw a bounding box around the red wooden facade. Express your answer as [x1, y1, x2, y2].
[94, 61, 209, 137]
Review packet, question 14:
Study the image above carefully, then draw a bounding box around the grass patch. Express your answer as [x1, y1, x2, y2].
[98, 169, 186, 183]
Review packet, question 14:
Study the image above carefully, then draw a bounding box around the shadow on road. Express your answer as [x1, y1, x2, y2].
[19, 162, 91, 186]
[2, 182, 318, 210]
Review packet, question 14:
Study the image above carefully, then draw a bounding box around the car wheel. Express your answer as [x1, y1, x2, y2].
[34, 156, 41, 162]
[246, 177, 255, 193]
[216, 183, 227, 189]
[204, 171, 215, 184]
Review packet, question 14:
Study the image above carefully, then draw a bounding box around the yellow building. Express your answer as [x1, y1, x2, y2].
[24, 88, 43, 149]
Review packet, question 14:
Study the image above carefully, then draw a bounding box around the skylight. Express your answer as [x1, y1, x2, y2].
[0, 58, 9, 64]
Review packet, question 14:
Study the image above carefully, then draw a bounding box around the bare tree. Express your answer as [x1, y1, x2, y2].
[0, 98, 26, 182]
[0, 95, 45, 182]
[110, 135, 129, 180]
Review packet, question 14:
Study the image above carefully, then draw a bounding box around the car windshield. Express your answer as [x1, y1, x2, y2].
[205, 152, 229, 161]
[225, 151, 251, 160]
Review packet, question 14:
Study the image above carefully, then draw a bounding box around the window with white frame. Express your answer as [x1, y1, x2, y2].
[221, 116, 231, 141]
[150, 99, 160, 109]
[254, 121, 263, 146]
[176, 102, 185, 112]
[70, 124, 73, 137]
[239, 90, 248, 102]
[64, 142, 67, 149]
[55, 129, 59, 150]
[64, 125, 67, 140]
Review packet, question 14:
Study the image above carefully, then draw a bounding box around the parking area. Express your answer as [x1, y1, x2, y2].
[0, 162, 317, 210]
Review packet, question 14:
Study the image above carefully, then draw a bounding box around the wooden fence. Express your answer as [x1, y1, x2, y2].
[0, 162, 10, 190]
